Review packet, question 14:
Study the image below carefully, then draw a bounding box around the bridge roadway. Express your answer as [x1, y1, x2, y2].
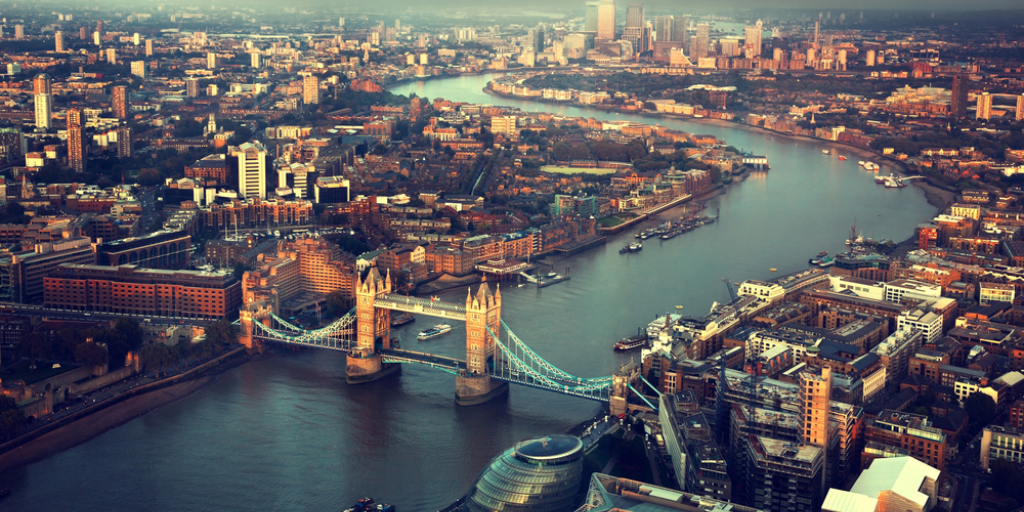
[380, 348, 465, 373]
[0, 302, 222, 327]
[374, 294, 467, 321]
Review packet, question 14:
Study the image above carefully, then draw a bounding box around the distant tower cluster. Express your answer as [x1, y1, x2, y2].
[596, 0, 616, 41]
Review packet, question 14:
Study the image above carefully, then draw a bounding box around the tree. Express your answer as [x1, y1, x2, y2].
[0, 396, 24, 440]
[326, 289, 350, 318]
[114, 318, 144, 352]
[140, 343, 180, 376]
[19, 332, 52, 370]
[964, 393, 997, 431]
[204, 319, 238, 347]
[136, 168, 162, 186]
[75, 342, 109, 368]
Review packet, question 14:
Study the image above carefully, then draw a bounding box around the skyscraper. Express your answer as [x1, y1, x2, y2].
[14, 25, 24, 39]
[977, 91, 993, 120]
[671, 16, 687, 54]
[145, 39, 153, 57]
[695, 23, 710, 60]
[55, 31, 64, 52]
[67, 108, 86, 173]
[951, 74, 970, 118]
[799, 366, 832, 498]
[534, 27, 545, 52]
[34, 74, 53, 130]
[186, 78, 200, 98]
[814, 17, 821, 48]
[235, 142, 267, 199]
[654, 15, 673, 42]
[117, 125, 133, 158]
[623, 2, 644, 53]
[207, 52, 217, 69]
[79, 26, 87, 40]
[112, 86, 129, 119]
[105, 48, 117, 65]
[251, 52, 261, 68]
[597, 0, 616, 41]
[744, 20, 763, 58]
[585, 1, 599, 32]
[303, 75, 320, 105]
[1017, 94, 1024, 122]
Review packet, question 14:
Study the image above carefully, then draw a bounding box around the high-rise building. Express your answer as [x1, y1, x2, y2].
[951, 74, 969, 118]
[67, 108, 86, 173]
[105, 48, 117, 65]
[133, 32, 141, 45]
[251, 52, 260, 68]
[654, 15, 673, 42]
[145, 39, 153, 57]
[977, 91, 993, 120]
[1017, 94, 1024, 121]
[33, 74, 53, 130]
[234, 142, 267, 199]
[14, 25, 24, 39]
[131, 60, 146, 78]
[744, 20, 763, 58]
[585, 1, 599, 32]
[112, 86, 129, 119]
[55, 31, 64, 52]
[117, 125, 133, 158]
[623, 2, 644, 53]
[597, 0, 616, 41]
[186, 78, 200, 98]
[207, 52, 217, 69]
[96, 20, 104, 34]
[672, 16, 687, 54]
[534, 27, 545, 52]
[302, 75, 320, 105]
[814, 17, 821, 48]
[799, 367, 832, 496]
[695, 23, 710, 60]
[93, 31, 101, 46]
[79, 26, 87, 40]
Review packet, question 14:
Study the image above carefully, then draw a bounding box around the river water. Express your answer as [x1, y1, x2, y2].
[0, 75, 937, 512]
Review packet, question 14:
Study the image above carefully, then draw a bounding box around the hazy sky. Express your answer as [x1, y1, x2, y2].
[321, 0, 1024, 10]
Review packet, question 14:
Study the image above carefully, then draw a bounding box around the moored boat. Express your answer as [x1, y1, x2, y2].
[391, 312, 415, 327]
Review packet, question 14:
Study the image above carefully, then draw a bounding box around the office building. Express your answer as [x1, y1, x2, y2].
[55, 31, 64, 52]
[67, 108, 86, 173]
[822, 457, 941, 512]
[186, 78, 200, 98]
[34, 74, 53, 130]
[533, 27, 545, 52]
[951, 74, 969, 118]
[585, 1, 599, 32]
[131, 60, 146, 78]
[654, 15, 673, 42]
[302, 75, 320, 105]
[597, 0, 616, 41]
[744, 20, 763, 57]
[234, 142, 268, 199]
[695, 23, 710, 60]
[623, 2, 644, 52]
[43, 264, 241, 320]
[117, 125, 133, 158]
[977, 91, 992, 120]
[111, 85, 129, 119]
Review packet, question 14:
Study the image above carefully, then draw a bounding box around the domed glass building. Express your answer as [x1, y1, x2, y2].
[466, 434, 584, 512]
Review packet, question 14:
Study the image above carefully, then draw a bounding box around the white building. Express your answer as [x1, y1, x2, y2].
[822, 456, 940, 512]
[884, 279, 942, 303]
[897, 306, 944, 343]
[234, 142, 267, 199]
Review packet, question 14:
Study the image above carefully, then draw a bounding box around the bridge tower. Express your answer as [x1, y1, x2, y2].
[347, 267, 398, 384]
[609, 361, 640, 416]
[456, 283, 508, 406]
[238, 300, 273, 354]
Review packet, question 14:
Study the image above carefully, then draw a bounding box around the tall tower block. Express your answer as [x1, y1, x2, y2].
[456, 284, 508, 405]
[347, 268, 398, 383]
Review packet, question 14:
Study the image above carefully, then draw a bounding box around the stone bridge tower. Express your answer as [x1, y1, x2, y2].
[347, 267, 398, 384]
[456, 283, 508, 406]
[238, 300, 273, 353]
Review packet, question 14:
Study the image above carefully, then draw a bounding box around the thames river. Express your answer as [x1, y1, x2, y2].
[0, 74, 938, 512]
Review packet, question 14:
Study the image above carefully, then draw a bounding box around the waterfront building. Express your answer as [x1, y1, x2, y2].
[0, 237, 96, 303]
[465, 434, 583, 512]
[597, 0, 616, 41]
[43, 264, 241, 320]
[277, 235, 359, 300]
[96, 230, 191, 269]
[34, 74, 53, 130]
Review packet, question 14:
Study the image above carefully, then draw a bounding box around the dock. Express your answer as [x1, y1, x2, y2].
[536, 275, 571, 288]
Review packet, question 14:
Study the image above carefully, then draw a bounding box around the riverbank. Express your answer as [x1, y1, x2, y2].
[481, 85, 956, 215]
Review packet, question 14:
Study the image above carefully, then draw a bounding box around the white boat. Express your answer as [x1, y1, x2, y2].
[822, 149, 831, 155]
[858, 161, 866, 166]
[418, 324, 452, 340]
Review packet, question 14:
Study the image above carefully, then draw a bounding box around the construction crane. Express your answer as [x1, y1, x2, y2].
[722, 277, 737, 302]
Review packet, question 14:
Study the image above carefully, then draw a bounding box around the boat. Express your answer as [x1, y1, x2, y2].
[769, 268, 778, 272]
[391, 312, 415, 327]
[816, 250, 828, 258]
[628, 242, 643, 252]
[614, 335, 648, 351]
[874, 174, 887, 184]
[858, 161, 866, 166]
[822, 149, 831, 155]
[675, 305, 684, 310]
[417, 324, 452, 340]
[547, 271, 558, 278]
[517, 283, 525, 288]
[818, 257, 835, 267]
[839, 156, 847, 161]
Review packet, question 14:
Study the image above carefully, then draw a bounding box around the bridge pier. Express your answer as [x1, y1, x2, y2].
[455, 373, 508, 406]
[345, 351, 400, 383]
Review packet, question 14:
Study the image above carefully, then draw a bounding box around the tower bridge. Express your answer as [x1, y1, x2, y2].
[239, 268, 638, 411]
